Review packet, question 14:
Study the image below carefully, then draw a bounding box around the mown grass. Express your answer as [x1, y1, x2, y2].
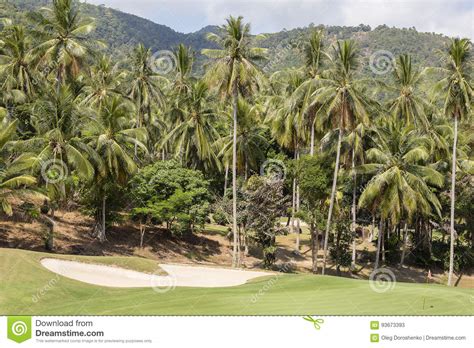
[1, 248, 472, 315]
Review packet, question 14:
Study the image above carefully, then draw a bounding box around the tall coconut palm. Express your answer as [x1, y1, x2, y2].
[12, 85, 95, 214]
[266, 68, 308, 250]
[312, 40, 373, 274]
[83, 96, 147, 241]
[358, 121, 443, 269]
[0, 119, 42, 216]
[165, 44, 194, 130]
[127, 44, 166, 129]
[81, 55, 126, 109]
[301, 29, 329, 155]
[441, 38, 472, 286]
[345, 122, 367, 269]
[29, 0, 98, 87]
[218, 98, 268, 179]
[164, 80, 220, 170]
[387, 54, 430, 129]
[202, 16, 266, 267]
[0, 24, 36, 102]
[172, 44, 194, 99]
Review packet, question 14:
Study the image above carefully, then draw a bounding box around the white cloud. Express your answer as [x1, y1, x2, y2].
[85, 0, 473, 38]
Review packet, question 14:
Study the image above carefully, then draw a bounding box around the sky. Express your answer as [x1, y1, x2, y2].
[84, 0, 473, 38]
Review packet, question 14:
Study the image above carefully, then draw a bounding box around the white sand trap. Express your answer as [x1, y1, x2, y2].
[40, 258, 272, 288]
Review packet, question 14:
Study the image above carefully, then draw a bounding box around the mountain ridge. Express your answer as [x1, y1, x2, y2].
[3, 0, 451, 74]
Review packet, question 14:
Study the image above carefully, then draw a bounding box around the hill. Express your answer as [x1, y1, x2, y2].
[2, 0, 451, 75]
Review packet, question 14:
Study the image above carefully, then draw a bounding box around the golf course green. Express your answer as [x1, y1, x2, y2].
[1, 248, 472, 315]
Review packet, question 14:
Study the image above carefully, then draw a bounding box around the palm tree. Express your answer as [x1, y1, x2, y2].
[202, 15, 266, 267]
[0, 119, 41, 216]
[164, 80, 220, 170]
[387, 54, 430, 129]
[12, 85, 95, 216]
[441, 38, 472, 286]
[266, 68, 308, 250]
[127, 44, 166, 129]
[218, 98, 268, 179]
[358, 121, 443, 269]
[30, 0, 98, 87]
[81, 55, 126, 109]
[162, 45, 220, 169]
[345, 123, 367, 269]
[312, 40, 372, 274]
[0, 24, 36, 103]
[83, 96, 148, 241]
[172, 44, 194, 99]
[301, 29, 329, 155]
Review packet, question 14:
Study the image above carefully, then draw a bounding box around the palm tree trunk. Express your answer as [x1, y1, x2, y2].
[310, 122, 315, 156]
[290, 148, 297, 238]
[295, 150, 301, 251]
[224, 163, 229, 196]
[322, 126, 343, 275]
[99, 195, 106, 242]
[244, 158, 248, 181]
[400, 221, 408, 267]
[231, 84, 239, 268]
[311, 222, 319, 273]
[351, 148, 357, 269]
[237, 227, 241, 267]
[139, 222, 145, 248]
[381, 221, 386, 263]
[448, 114, 458, 286]
[369, 216, 375, 242]
[290, 177, 296, 235]
[375, 218, 383, 270]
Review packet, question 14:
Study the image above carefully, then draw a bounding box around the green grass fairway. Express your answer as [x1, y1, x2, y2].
[1, 248, 472, 315]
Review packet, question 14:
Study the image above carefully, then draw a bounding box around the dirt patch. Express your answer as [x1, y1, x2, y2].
[0, 210, 261, 268]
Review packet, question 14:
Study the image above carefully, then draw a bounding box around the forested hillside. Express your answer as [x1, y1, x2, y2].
[3, 0, 449, 74]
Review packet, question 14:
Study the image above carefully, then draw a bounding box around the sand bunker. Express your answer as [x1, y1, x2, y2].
[40, 258, 271, 288]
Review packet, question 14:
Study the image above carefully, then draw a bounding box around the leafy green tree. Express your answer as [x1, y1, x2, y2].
[298, 154, 332, 273]
[129, 161, 210, 237]
[245, 175, 286, 268]
[329, 218, 352, 276]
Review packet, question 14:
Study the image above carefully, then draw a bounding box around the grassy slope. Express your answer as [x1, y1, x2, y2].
[1, 248, 472, 315]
